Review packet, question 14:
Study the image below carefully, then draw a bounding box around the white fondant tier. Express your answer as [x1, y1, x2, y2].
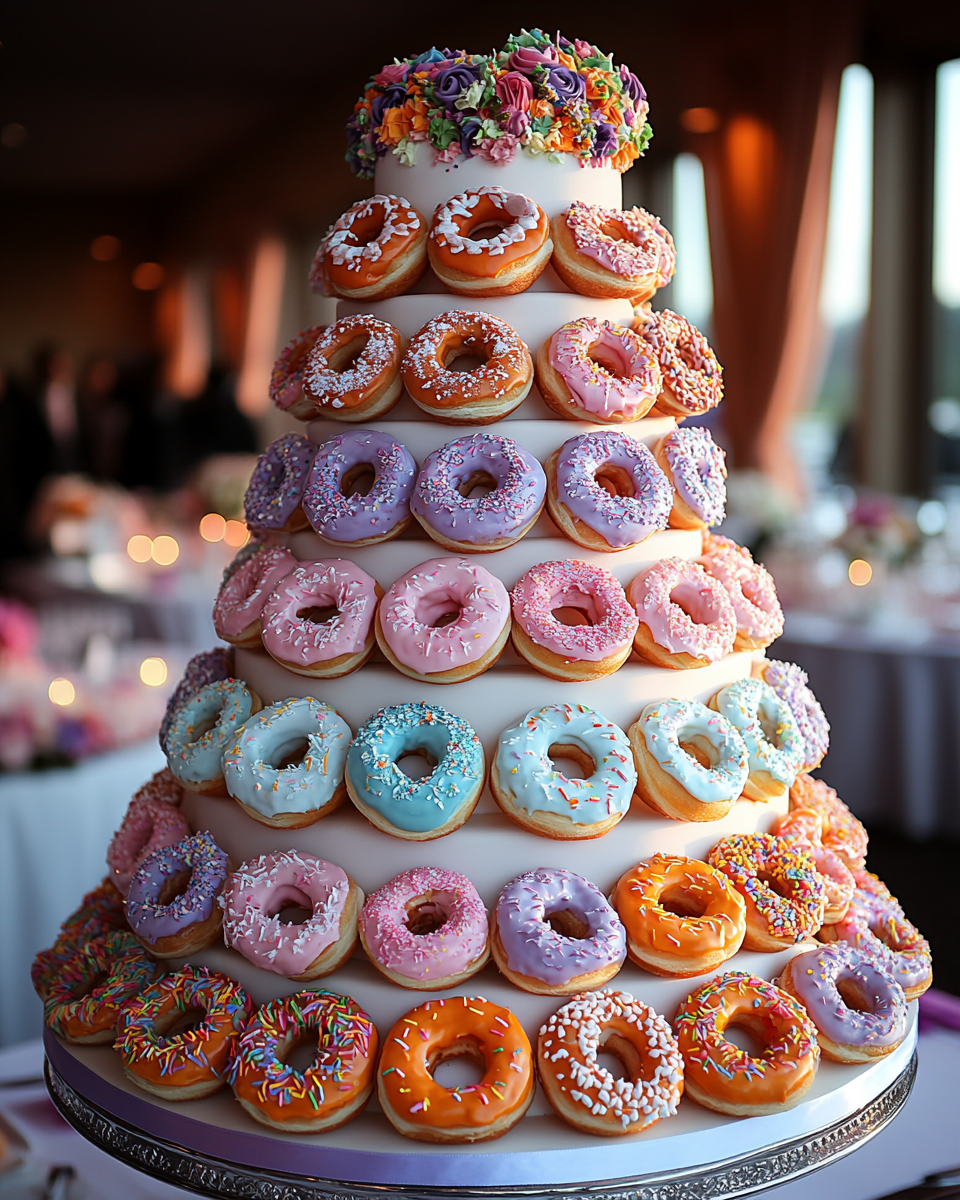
[375, 143, 622, 220]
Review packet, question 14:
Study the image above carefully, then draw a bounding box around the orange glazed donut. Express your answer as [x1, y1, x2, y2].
[613, 855, 746, 977]
[428, 188, 552, 297]
[790, 774, 868, 869]
[297, 315, 404, 422]
[318, 194, 427, 301]
[674, 973, 820, 1116]
[636, 309, 723, 417]
[378, 996, 534, 1143]
[551, 202, 675, 301]
[401, 310, 533, 424]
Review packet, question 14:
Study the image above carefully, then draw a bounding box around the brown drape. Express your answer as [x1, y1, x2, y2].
[684, 3, 859, 496]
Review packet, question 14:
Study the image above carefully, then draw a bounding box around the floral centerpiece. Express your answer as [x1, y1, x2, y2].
[346, 29, 652, 178]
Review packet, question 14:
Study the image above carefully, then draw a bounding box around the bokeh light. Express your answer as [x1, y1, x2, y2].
[848, 559, 873, 586]
[126, 534, 153, 563]
[1, 123, 27, 149]
[90, 235, 121, 262]
[199, 513, 226, 542]
[224, 520, 249, 547]
[680, 107, 721, 134]
[132, 262, 165, 290]
[151, 535, 180, 565]
[139, 657, 168, 687]
[48, 678, 76, 706]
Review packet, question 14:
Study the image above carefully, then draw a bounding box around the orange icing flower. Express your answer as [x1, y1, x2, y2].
[530, 99, 555, 121]
[546, 118, 579, 154]
[585, 68, 617, 104]
[379, 105, 412, 146]
[406, 96, 430, 138]
[611, 143, 640, 172]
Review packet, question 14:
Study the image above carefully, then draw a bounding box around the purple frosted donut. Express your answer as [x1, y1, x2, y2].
[493, 868, 626, 992]
[244, 434, 317, 533]
[159, 648, 235, 748]
[656, 425, 727, 528]
[412, 433, 546, 550]
[270, 326, 325, 412]
[303, 428, 416, 547]
[548, 431, 671, 550]
[126, 831, 229, 954]
[759, 659, 829, 770]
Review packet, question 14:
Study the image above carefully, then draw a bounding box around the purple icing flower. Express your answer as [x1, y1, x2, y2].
[619, 65, 647, 107]
[456, 114, 483, 154]
[546, 65, 585, 105]
[434, 63, 482, 106]
[372, 84, 408, 126]
[592, 120, 618, 158]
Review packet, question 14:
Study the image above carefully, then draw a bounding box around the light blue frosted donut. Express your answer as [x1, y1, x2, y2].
[163, 679, 257, 792]
[345, 703, 484, 836]
[711, 677, 805, 787]
[494, 703, 636, 831]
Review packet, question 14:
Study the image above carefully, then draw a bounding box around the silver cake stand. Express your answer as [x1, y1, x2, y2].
[44, 1030, 916, 1200]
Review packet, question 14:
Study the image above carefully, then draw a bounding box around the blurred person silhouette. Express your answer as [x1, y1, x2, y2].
[173, 365, 256, 485]
[33, 345, 80, 473]
[0, 367, 44, 561]
[78, 356, 124, 480]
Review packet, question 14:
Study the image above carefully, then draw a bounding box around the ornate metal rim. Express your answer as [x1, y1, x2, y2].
[46, 1052, 915, 1200]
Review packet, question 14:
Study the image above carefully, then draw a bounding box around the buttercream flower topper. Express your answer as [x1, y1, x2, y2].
[346, 29, 652, 179]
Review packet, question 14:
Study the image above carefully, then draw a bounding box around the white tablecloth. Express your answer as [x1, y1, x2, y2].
[0, 741, 165, 1047]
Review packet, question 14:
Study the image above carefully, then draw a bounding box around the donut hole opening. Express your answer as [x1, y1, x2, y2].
[281, 1030, 320, 1075]
[405, 893, 449, 936]
[547, 742, 595, 781]
[456, 470, 497, 500]
[670, 580, 716, 626]
[589, 342, 627, 378]
[466, 220, 508, 242]
[429, 1036, 486, 1089]
[155, 1006, 206, 1039]
[552, 606, 594, 627]
[678, 733, 719, 770]
[432, 608, 461, 629]
[594, 464, 636, 499]
[327, 333, 368, 374]
[757, 704, 783, 747]
[722, 1016, 767, 1058]
[659, 885, 707, 919]
[545, 909, 590, 940]
[71, 970, 110, 1000]
[266, 887, 314, 926]
[756, 870, 791, 900]
[349, 208, 386, 247]
[444, 346, 489, 374]
[396, 749, 437, 781]
[340, 463, 376, 498]
[186, 712, 220, 743]
[268, 737, 310, 770]
[598, 1030, 644, 1082]
[837, 976, 876, 1013]
[600, 219, 630, 245]
[156, 868, 193, 906]
[296, 604, 340, 625]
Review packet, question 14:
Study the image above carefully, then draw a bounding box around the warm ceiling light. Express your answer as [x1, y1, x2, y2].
[139, 657, 168, 687]
[132, 262, 165, 290]
[151, 535, 180, 565]
[223, 520, 250, 548]
[126, 534, 153, 563]
[680, 106, 721, 134]
[90, 235, 121, 262]
[1, 123, 27, 149]
[199, 513, 227, 542]
[848, 559, 873, 586]
[48, 677, 76, 706]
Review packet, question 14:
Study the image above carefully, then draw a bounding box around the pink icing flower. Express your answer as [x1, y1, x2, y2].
[574, 39, 597, 59]
[496, 70, 534, 112]
[434, 140, 462, 164]
[474, 133, 521, 162]
[374, 62, 409, 86]
[508, 44, 558, 74]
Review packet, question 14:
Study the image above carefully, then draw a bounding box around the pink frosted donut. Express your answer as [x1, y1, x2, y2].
[627, 557, 736, 670]
[358, 866, 489, 989]
[269, 326, 326, 412]
[375, 556, 510, 684]
[132, 768, 182, 808]
[106, 797, 189, 895]
[222, 851, 360, 981]
[637, 309, 723, 418]
[774, 809, 855, 923]
[212, 546, 299, 649]
[511, 560, 638, 681]
[701, 533, 783, 651]
[259, 560, 381, 679]
[536, 318, 661, 424]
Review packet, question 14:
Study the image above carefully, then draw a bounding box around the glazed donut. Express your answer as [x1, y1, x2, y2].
[243, 433, 316, 533]
[303, 429, 417, 548]
[297, 314, 404, 422]
[700, 533, 784, 651]
[346, 703, 484, 840]
[546, 431, 671, 552]
[511, 560, 638, 682]
[106, 794, 189, 894]
[654, 426, 727, 530]
[230, 991, 378, 1133]
[428, 188, 552, 297]
[709, 678, 805, 801]
[636, 309, 723, 417]
[259, 560, 381, 679]
[401, 310, 533, 424]
[375, 556, 510, 684]
[492, 868, 626, 996]
[535, 318, 661, 424]
[269, 326, 326, 414]
[126, 830, 230, 958]
[378, 996, 533, 1143]
[319, 194, 427, 301]
[42, 931, 160, 1044]
[222, 852, 362, 980]
[411, 433, 546, 552]
[222, 698, 351, 828]
[754, 659, 830, 772]
[674, 973, 819, 1116]
[491, 703, 637, 840]
[159, 647, 234, 749]
[116, 966, 252, 1099]
[779, 943, 908, 1063]
[550, 202, 675, 301]
[538, 991, 683, 1136]
[359, 867, 489, 989]
[708, 833, 826, 950]
[627, 558, 737, 669]
[132, 767, 182, 808]
[789, 774, 868, 868]
[613, 855, 746, 977]
[212, 545, 299, 649]
[773, 809, 855, 923]
[163, 679, 261, 796]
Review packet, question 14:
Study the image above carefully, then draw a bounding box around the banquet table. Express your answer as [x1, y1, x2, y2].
[0, 740, 166, 1047]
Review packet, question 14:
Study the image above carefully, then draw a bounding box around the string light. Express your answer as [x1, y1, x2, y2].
[199, 513, 226, 542]
[848, 559, 873, 586]
[224, 520, 249, 548]
[139, 657, 168, 687]
[48, 678, 76, 706]
[127, 535, 153, 563]
[151, 535, 180, 566]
